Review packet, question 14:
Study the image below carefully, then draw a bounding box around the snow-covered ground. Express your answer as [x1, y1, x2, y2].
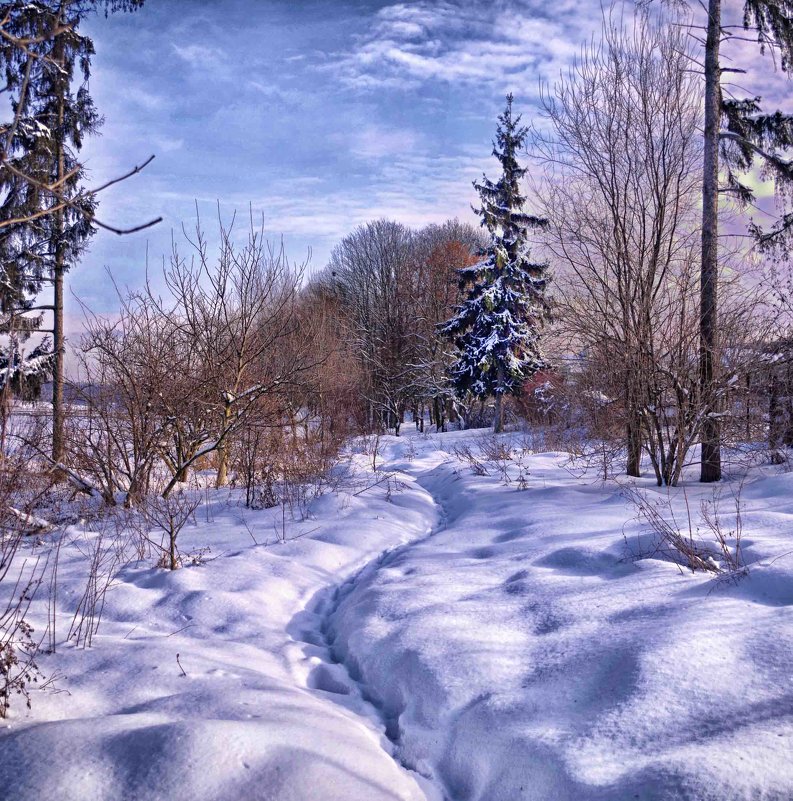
[2, 430, 793, 800]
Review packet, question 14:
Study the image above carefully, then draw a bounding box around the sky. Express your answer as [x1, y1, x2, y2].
[72, 0, 791, 316]
[74, 0, 600, 313]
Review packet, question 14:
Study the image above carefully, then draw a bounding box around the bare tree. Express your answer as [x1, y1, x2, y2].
[72, 213, 320, 500]
[328, 219, 419, 434]
[162, 212, 316, 488]
[682, 0, 793, 481]
[69, 284, 172, 505]
[412, 220, 480, 431]
[142, 491, 199, 571]
[536, 10, 708, 484]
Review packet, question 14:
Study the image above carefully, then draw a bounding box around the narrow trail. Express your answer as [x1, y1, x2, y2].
[287, 460, 453, 801]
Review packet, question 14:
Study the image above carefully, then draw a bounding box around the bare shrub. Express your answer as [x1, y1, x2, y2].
[451, 442, 490, 477]
[402, 437, 417, 462]
[280, 432, 348, 519]
[478, 435, 513, 464]
[72, 214, 322, 503]
[700, 484, 746, 575]
[234, 425, 281, 509]
[625, 484, 746, 577]
[0, 419, 52, 716]
[0, 571, 44, 717]
[232, 412, 348, 516]
[64, 504, 157, 650]
[68, 292, 169, 506]
[478, 435, 515, 483]
[68, 525, 122, 649]
[452, 436, 533, 487]
[143, 491, 200, 571]
[357, 432, 383, 473]
[0, 523, 46, 717]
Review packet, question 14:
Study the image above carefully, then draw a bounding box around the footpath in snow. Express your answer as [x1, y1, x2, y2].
[326, 432, 793, 800]
[0, 446, 438, 801]
[2, 429, 793, 800]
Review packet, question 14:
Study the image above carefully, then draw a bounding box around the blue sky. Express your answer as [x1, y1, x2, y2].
[75, 0, 599, 311]
[73, 0, 790, 316]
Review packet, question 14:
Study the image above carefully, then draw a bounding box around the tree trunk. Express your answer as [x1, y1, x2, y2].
[626, 378, 642, 477]
[52, 263, 65, 462]
[493, 364, 505, 433]
[783, 361, 793, 447]
[627, 415, 642, 478]
[769, 372, 785, 464]
[169, 524, 178, 570]
[215, 401, 232, 488]
[51, 33, 67, 468]
[493, 394, 503, 433]
[699, 0, 722, 482]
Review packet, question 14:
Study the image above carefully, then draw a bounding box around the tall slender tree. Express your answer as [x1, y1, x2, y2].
[0, 0, 145, 465]
[442, 94, 550, 433]
[0, 3, 64, 405]
[537, 11, 703, 485]
[697, 0, 793, 482]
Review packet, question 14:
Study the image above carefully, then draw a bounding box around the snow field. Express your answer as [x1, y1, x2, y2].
[326, 432, 793, 800]
[1, 431, 793, 800]
[0, 457, 435, 801]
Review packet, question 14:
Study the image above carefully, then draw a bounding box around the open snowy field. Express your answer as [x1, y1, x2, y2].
[2, 429, 793, 801]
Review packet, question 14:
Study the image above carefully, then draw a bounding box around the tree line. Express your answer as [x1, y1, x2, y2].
[5, 0, 793, 727]
[1, 0, 793, 509]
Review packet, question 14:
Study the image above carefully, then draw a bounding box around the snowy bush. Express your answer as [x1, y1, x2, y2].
[626, 484, 747, 577]
[142, 492, 200, 571]
[0, 426, 51, 717]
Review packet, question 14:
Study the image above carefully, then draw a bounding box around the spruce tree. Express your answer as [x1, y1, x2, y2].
[698, 0, 793, 482]
[0, 2, 65, 404]
[442, 94, 550, 433]
[0, 0, 143, 462]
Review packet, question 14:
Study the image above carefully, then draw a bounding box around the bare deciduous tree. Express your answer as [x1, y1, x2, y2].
[328, 219, 419, 435]
[536, 11, 710, 484]
[71, 213, 320, 500]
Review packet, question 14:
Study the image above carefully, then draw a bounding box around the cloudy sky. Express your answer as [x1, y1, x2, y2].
[73, 0, 789, 314]
[75, 0, 600, 311]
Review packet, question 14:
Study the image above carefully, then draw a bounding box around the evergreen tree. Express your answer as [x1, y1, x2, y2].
[442, 94, 550, 433]
[0, 2, 67, 402]
[0, 335, 54, 401]
[697, 0, 793, 482]
[0, 0, 143, 461]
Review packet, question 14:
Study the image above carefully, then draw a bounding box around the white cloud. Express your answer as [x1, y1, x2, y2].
[219, 146, 492, 258]
[171, 43, 226, 69]
[248, 80, 283, 98]
[121, 84, 166, 111]
[348, 124, 423, 160]
[330, 0, 599, 94]
[152, 135, 184, 153]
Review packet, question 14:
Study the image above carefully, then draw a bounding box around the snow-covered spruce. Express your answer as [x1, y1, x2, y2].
[442, 94, 550, 433]
[0, 334, 54, 401]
